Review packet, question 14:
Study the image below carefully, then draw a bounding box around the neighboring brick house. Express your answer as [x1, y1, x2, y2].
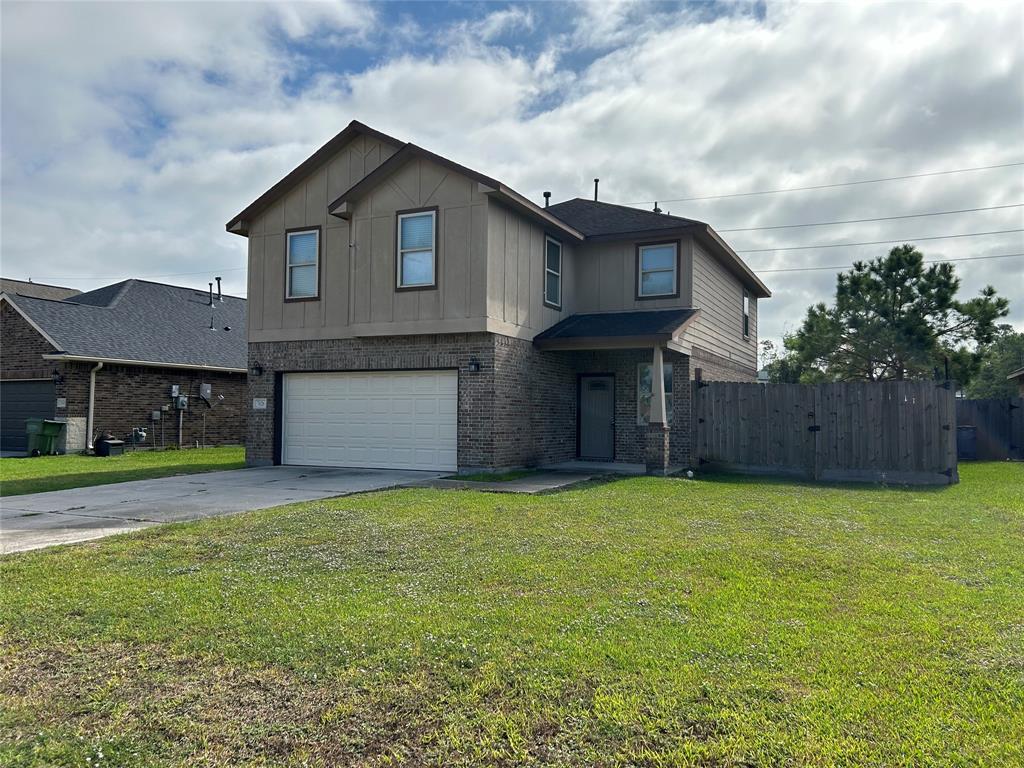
[228, 121, 770, 474]
[0, 279, 246, 453]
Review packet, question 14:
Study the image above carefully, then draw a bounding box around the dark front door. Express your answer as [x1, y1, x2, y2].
[0, 380, 55, 452]
[579, 375, 614, 460]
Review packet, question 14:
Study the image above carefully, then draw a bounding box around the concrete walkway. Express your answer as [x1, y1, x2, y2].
[0, 466, 441, 554]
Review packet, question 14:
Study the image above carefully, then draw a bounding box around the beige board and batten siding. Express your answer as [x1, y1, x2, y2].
[572, 236, 694, 313]
[486, 202, 575, 336]
[248, 134, 399, 340]
[248, 144, 491, 341]
[678, 241, 757, 370]
[349, 157, 488, 334]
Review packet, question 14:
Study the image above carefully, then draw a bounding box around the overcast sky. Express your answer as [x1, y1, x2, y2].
[2, 1, 1022, 353]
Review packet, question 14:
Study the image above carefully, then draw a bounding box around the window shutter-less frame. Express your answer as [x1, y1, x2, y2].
[286, 229, 319, 300]
[397, 210, 437, 289]
[636, 241, 679, 299]
[544, 236, 562, 309]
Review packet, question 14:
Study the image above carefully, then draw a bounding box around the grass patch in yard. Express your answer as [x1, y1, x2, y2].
[1, 462, 1022, 766]
[448, 468, 541, 482]
[0, 446, 245, 496]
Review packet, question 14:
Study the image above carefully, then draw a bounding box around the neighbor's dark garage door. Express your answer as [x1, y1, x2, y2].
[0, 380, 55, 452]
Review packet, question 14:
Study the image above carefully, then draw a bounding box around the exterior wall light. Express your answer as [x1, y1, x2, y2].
[250, 361, 264, 377]
[51, 367, 64, 385]
[468, 359, 481, 373]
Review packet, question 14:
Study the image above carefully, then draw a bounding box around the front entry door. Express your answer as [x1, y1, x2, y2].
[579, 375, 614, 460]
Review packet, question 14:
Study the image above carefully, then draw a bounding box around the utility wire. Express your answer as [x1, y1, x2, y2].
[26, 266, 247, 282]
[754, 252, 1024, 274]
[623, 161, 1024, 205]
[717, 203, 1024, 233]
[734, 228, 1024, 254]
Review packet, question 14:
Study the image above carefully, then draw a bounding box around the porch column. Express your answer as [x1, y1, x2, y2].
[646, 345, 671, 476]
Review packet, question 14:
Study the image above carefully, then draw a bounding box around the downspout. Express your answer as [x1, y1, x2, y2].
[86, 361, 104, 451]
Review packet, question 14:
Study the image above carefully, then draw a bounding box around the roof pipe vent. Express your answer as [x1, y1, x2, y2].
[653, 201, 663, 214]
[208, 282, 214, 306]
[215, 276, 222, 302]
[543, 191, 550, 208]
[594, 178, 599, 201]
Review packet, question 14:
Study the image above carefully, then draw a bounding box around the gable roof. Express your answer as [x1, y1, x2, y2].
[326, 143, 585, 241]
[226, 120, 405, 234]
[0, 278, 80, 301]
[548, 198, 771, 298]
[224, 119, 767, 297]
[1008, 366, 1024, 381]
[1, 280, 247, 372]
[546, 198, 701, 238]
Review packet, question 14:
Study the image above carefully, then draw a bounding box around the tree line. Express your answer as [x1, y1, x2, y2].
[760, 244, 1021, 398]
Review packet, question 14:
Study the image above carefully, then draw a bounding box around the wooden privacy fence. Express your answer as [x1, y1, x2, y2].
[955, 398, 1023, 461]
[692, 380, 959, 485]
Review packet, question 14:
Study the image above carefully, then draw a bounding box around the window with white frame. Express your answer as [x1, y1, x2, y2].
[544, 236, 562, 308]
[742, 289, 751, 338]
[637, 242, 678, 298]
[397, 210, 436, 288]
[637, 362, 673, 424]
[286, 229, 319, 299]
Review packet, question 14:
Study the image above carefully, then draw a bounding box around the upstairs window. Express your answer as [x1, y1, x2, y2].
[637, 241, 678, 298]
[397, 210, 436, 289]
[743, 289, 751, 337]
[286, 229, 319, 299]
[544, 236, 562, 309]
[637, 362, 674, 424]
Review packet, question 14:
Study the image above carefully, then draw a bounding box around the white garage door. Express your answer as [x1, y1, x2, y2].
[281, 370, 457, 471]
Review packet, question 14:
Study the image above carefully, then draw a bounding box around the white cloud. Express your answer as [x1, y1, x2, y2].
[473, 6, 535, 42]
[2, 0, 1021, 350]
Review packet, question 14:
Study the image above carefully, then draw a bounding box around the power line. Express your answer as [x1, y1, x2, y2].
[734, 228, 1024, 254]
[26, 266, 246, 282]
[754, 252, 1024, 274]
[717, 203, 1024, 233]
[623, 161, 1024, 205]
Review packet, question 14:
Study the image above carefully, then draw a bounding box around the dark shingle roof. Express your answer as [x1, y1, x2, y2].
[4, 280, 246, 370]
[534, 309, 697, 341]
[547, 198, 702, 238]
[0, 278, 80, 301]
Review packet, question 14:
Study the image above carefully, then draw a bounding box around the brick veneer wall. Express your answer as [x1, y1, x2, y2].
[690, 346, 756, 382]
[247, 333, 499, 467]
[0, 302, 56, 379]
[56, 361, 245, 448]
[248, 332, 696, 470]
[558, 347, 691, 467]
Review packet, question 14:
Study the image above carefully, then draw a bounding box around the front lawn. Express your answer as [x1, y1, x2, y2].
[1, 463, 1021, 766]
[0, 446, 245, 496]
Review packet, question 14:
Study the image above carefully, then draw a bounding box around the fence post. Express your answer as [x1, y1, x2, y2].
[691, 379, 699, 468]
[812, 386, 823, 481]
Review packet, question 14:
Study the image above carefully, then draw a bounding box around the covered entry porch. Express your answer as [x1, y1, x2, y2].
[532, 309, 699, 474]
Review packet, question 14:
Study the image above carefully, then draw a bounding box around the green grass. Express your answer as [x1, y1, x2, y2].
[0, 446, 245, 496]
[1, 463, 1022, 766]
[449, 468, 541, 482]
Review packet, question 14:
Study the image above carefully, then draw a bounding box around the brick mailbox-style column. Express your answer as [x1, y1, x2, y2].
[646, 345, 671, 475]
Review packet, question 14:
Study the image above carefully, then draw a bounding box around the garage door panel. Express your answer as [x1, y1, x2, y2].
[282, 371, 457, 471]
[0, 380, 56, 452]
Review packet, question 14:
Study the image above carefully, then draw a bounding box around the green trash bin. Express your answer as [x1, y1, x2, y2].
[25, 417, 43, 456]
[40, 420, 65, 455]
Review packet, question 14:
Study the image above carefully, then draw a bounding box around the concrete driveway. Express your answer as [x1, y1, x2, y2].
[0, 466, 441, 554]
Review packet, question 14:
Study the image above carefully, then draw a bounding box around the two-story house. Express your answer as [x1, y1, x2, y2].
[228, 121, 770, 475]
